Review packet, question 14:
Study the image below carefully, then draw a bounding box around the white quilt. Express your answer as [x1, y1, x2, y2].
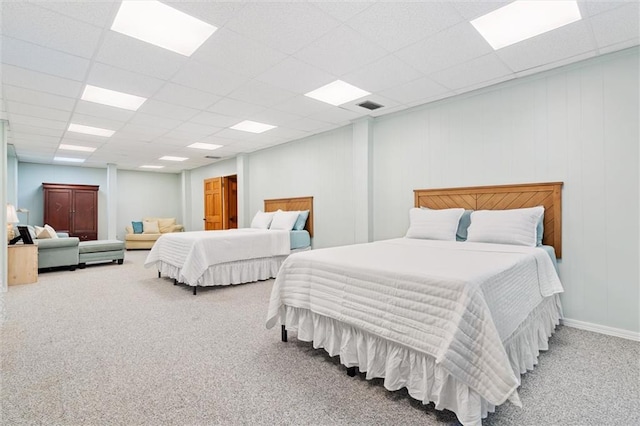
[266, 238, 563, 407]
[145, 229, 290, 286]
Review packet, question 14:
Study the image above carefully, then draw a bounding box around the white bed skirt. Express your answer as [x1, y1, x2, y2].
[157, 247, 310, 287]
[278, 294, 562, 426]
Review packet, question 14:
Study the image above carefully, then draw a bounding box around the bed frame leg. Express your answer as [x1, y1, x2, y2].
[346, 367, 356, 377]
[158, 271, 161, 278]
[173, 279, 177, 286]
[281, 325, 287, 342]
[193, 286, 197, 295]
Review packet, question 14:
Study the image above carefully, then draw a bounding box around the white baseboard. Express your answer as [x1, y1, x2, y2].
[561, 318, 640, 342]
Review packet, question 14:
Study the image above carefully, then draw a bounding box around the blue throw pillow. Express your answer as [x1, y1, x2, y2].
[132, 221, 143, 234]
[293, 210, 309, 231]
[536, 213, 544, 246]
[456, 210, 473, 241]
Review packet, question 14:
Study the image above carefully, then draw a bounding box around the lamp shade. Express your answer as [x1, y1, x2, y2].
[6, 204, 19, 223]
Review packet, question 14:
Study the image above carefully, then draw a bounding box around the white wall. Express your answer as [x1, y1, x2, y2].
[372, 48, 639, 334]
[248, 127, 355, 249]
[187, 158, 236, 231]
[116, 170, 181, 240]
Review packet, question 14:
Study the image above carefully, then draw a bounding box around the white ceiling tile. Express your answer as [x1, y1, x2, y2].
[256, 57, 336, 94]
[95, 31, 187, 80]
[225, 2, 340, 55]
[33, 0, 119, 27]
[8, 123, 65, 138]
[265, 127, 309, 141]
[171, 60, 249, 96]
[172, 122, 222, 137]
[161, 129, 216, 143]
[87, 63, 166, 98]
[496, 20, 596, 73]
[8, 113, 68, 131]
[452, 0, 512, 20]
[248, 109, 302, 127]
[589, 2, 640, 50]
[153, 83, 220, 110]
[207, 98, 266, 118]
[136, 99, 200, 121]
[116, 124, 169, 141]
[167, 1, 245, 29]
[339, 94, 402, 117]
[271, 95, 334, 117]
[379, 76, 451, 105]
[8, 132, 61, 145]
[73, 100, 136, 123]
[345, 1, 464, 52]
[2, 65, 83, 98]
[127, 113, 182, 130]
[5, 101, 72, 122]
[191, 28, 288, 78]
[226, 80, 297, 107]
[431, 53, 514, 92]
[396, 22, 494, 75]
[294, 25, 389, 76]
[1, 36, 91, 82]
[189, 111, 240, 128]
[2, 1, 103, 58]
[343, 54, 423, 93]
[285, 117, 339, 133]
[213, 128, 269, 142]
[2, 85, 76, 112]
[597, 38, 640, 55]
[515, 51, 597, 78]
[312, 2, 374, 22]
[307, 107, 361, 125]
[69, 113, 126, 132]
[582, 0, 635, 17]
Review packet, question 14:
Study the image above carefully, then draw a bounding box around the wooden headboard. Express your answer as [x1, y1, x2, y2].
[264, 196, 314, 237]
[414, 182, 563, 258]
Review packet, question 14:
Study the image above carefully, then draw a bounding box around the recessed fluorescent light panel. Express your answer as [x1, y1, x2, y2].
[54, 157, 85, 163]
[82, 85, 147, 111]
[111, 0, 218, 56]
[159, 156, 188, 161]
[59, 144, 96, 152]
[230, 120, 276, 134]
[305, 80, 370, 106]
[471, 0, 582, 50]
[187, 142, 223, 150]
[68, 123, 115, 138]
[140, 165, 165, 169]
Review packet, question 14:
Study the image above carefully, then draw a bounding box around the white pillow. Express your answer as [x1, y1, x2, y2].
[269, 210, 299, 231]
[35, 225, 52, 239]
[143, 220, 160, 234]
[466, 206, 545, 247]
[405, 207, 465, 241]
[251, 211, 275, 229]
[44, 224, 59, 239]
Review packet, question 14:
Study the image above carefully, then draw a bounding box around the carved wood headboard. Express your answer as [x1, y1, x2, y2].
[414, 182, 563, 258]
[264, 196, 314, 238]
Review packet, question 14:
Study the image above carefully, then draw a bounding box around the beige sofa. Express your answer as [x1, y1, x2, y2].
[125, 217, 184, 250]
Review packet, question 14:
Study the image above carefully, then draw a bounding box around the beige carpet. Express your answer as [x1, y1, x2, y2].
[1, 250, 638, 425]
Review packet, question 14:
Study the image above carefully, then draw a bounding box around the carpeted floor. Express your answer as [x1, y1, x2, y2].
[1, 250, 638, 425]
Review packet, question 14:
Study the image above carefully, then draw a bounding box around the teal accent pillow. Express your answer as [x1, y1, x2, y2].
[456, 210, 473, 241]
[293, 210, 309, 231]
[132, 221, 143, 234]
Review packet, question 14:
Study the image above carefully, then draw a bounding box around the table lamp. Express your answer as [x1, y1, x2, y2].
[7, 204, 19, 242]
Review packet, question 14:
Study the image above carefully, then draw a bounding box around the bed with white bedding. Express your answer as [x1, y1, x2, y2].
[145, 196, 313, 294]
[266, 182, 564, 426]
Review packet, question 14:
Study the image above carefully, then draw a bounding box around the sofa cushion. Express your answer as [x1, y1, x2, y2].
[143, 220, 160, 234]
[79, 240, 125, 254]
[157, 218, 176, 233]
[35, 226, 51, 239]
[125, 233, 161, 242]
[45, 224, 59, 239]
[36, 236, 80, 249]
[132, 221, 143, 234]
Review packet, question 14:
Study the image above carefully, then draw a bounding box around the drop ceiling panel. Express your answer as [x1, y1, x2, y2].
[189, 111, 240, 128]
[226, 80, 297, 107]
[1, 1, 103, 58]
[343, 54, 423, 93]
[452, 0, 511, 20]
[589, 3, 640, 50]
[2, 65, 83, 98]
[582, 0, 633, 17]
[1, 37, 91, 82]
[307, 107, 362, 125]
[5, 101, 72, 122]
[207, 98, 265, 118]
[248, 108, 302, 127]
[86, 63, 166, 98]
[8, 113, 68, 131]
[171, 122, 222, 137]
[171, 60, 249, 96]
[272, 96, 334, 118]
[345, 1, 464, 52]
[313, 2, 373, 22]
[95, 32, 187, 80]
[137, 99, 200, 121]
[293, 25, 389, 76]
[224, 2, 341, 55]
[73, 100, 136, 123]
[69, 113, 126, 132]
[2, 85, 76, 112]
[379, 76, 450, 105]
[8, 123, 65, 138]
[431, 53, 514, 91]
[127, 113, 183, 130]
[34, 0, 119, 27]
[153, 83, 220, 110]
[256, 57, 336, 94]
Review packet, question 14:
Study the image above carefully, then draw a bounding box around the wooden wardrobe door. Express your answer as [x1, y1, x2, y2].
[44, 187, 72, 233]
[73, 188, 98, 240]
[43, 183, 99, 240]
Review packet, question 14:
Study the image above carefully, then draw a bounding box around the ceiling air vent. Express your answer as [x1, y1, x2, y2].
[205, 155, 221, 160]
[357, 100, 383, 111]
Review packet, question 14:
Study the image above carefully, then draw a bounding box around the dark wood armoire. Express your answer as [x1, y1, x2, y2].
[43, 183, 99, 241]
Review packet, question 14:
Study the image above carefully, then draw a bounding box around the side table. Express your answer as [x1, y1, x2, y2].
[8, 244, 38, 285]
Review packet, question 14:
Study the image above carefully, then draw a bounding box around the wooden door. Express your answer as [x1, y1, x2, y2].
[73, 189, 98, 240]
[204, 177, 223, 230]
[224, 175, 238, 229]
[44, 188, 72, 233]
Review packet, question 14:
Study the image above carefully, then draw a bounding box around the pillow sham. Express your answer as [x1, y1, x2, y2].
[251, 210, 275, 229]
[44, 224, 59, 239]
[466, 206, 544, 247]
[270, 210, 300, 231]
[293, 210, 310, 231]
[34, 225, 52, 239]
[143, 220, 160, 234]
[132, 221, 143, 234]
[405, 207, 465, 241]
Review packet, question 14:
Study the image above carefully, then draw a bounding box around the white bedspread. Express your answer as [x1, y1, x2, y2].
[266, 238, 563, 408]
[145, 229, 290, 286]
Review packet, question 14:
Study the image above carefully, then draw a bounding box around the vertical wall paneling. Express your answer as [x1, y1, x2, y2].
[372, 48, 639, 333]
[236, 154, 249, 228]
[352, 118, 373, 243]
[181, 170, 191, 231]
[106, 164, 117, 240]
